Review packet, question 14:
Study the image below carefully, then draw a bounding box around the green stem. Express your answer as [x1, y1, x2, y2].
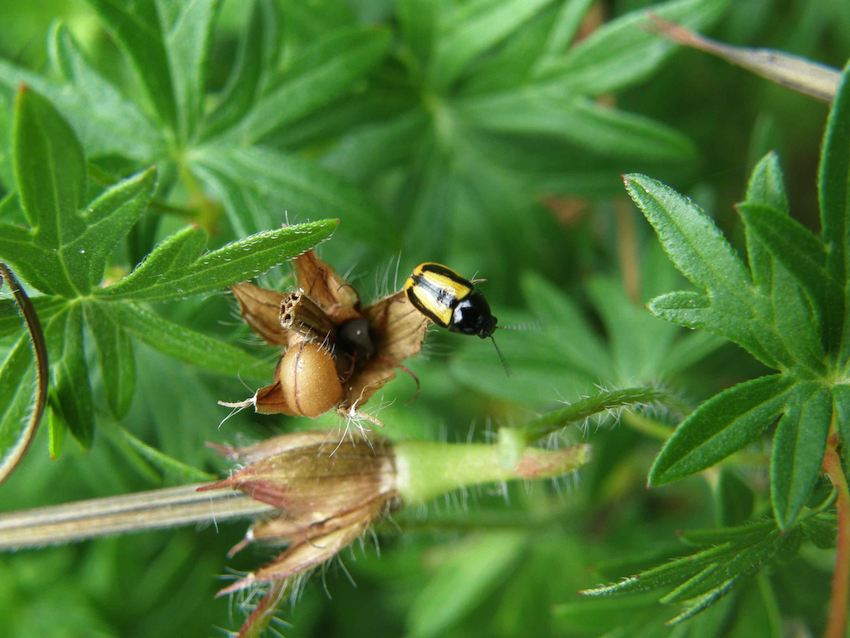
[394, 437, 590, 505]
[823, 433, 850, 638]
[518, 386, 666, 443]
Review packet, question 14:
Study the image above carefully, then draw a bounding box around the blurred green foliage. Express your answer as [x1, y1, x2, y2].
[0, 0, 848, 636]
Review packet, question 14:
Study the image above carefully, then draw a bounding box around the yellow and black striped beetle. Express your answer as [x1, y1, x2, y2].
[404, 263, 497, 337]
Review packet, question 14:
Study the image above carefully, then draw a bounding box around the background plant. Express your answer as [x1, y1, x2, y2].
[0, 1, 848, 637]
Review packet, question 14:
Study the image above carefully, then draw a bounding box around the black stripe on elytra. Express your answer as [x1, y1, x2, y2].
[405, 284, 449, 327]
[419, 263, 473, 288]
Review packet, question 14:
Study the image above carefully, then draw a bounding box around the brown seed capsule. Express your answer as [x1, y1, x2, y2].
[277, 340, 342, 417]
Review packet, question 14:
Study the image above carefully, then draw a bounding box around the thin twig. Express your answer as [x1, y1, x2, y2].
[823, 432, 850, 638]
[0, 484, 275, 550]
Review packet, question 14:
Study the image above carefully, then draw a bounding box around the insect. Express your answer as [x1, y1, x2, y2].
[404, 262, 508, 373]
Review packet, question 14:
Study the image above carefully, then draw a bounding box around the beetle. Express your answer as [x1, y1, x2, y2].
[404, 262, 508, 374]
[404, 263, 497, 337]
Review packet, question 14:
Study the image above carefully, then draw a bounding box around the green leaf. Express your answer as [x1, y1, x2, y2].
[767, 262, 826, 376]
[582, 542, 735, 596]
[103, 302, 269, 379]
[45, 305, 93, 448]
[202, 0, 278, 139]
[100, 219, 337, 301]
[738, 203, 833, 311]
[625, 174, 751, 303]
[397, 0, 437, 70]
[521, 272, 613, 380]
[84, 302, 136, 418]
[407, 533, 525, 638]
[0, 335, 38, 481]
[3, 87, 156, 296]
[193, 145, 396, 245]
[85, 0, 177, 130]
[536, 0, 730, 94]
[745, 152, 789, 214]
[586, 277, 677, 383]
[662, 530, 791, 603]
[429, 0, 554, 90]
[13, 87, 85, 251]
[771, 383, 832, 528]
[715, 469, 755, 527]
[818, 63, 850, 318]
[648, 291, 779, 369]
[649, 374, 793, 486]
[160, 0, 220, 139]
[458, 93, 696, 162]
[533, 0, 596, 74]
[47, 23, 162, 160]
[107, 424, 215, 483]
[229, 27, 391, 145]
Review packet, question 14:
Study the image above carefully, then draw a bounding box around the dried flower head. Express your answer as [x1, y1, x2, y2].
[200, 431, 397, 595]
[200, 429, 590, 636]
[226, 251, 429, 421]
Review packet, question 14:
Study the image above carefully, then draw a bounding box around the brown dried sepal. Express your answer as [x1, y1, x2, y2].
[200, 432, 397, 594]
[231, 282, 293, 347]
[226, 250, 430, 418]
[293, 250, 360, 323]
[339, 291, 429, 410]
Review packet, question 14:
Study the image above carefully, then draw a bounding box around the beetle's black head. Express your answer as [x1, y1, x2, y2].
[450, 292, 497, 338]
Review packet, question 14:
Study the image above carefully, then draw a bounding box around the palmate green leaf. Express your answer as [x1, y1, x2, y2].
[226, 27, 391, 145]
[625, 174, 790, 368]
[771, 383, 832, 528]
[428, 0, 555, 90]
[586, 277, 677, 383]
[84, 302, 135, 418]
[648, 374, 793, 486]
[457, 91, 696, 162]
[194, 145, 397, 245]
[44, 305, 93, 448]
[584, 516, 800, 626]
[536, 0, 730, 94]
[1, 87, 158, 297]
[103, 302, 269, 380]
[47, 24, 161, 160]
[99, 219, 336, 301]
[85, 0, 177, 130]
[202, 0, 279, 140]
[522, 272, 613, 380]
[159, 0, 220, 140]
[625, 174, 751, 302]
[819, 61, 850, 348]
[661, 529, 795, 604]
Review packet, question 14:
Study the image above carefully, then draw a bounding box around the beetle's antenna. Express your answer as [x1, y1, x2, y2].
[490, 335, 511, 377]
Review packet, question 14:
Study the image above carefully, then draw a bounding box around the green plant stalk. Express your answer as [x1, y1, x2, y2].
[0, 484, 275, 550]
[517, 387, 666, 443]
[823, 432, 850, 638]
[394, 438, 590, 505]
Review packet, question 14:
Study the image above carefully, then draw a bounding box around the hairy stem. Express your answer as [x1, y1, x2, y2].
[0, 484, 275, 550]
[823, 433, 850, 638]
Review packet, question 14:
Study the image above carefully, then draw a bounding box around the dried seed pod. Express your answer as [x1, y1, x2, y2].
[277, 340, 342, 417]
